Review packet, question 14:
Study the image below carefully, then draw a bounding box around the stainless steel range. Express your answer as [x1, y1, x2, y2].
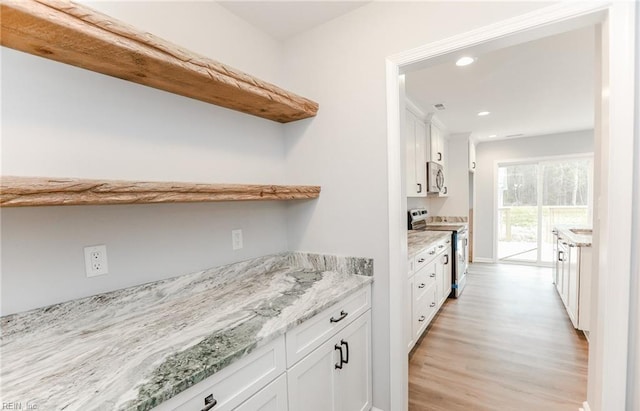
[408, 208, 468, 298]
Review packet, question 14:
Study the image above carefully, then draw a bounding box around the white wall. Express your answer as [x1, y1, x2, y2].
[0, 1, 289, 314]
[280, 2, 550, 409]
[474, 130, 594, 261]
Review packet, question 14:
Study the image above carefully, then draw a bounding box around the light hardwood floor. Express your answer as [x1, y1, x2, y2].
[409, 263, 588, 411]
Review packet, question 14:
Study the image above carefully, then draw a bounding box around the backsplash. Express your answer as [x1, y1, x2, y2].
[427, 216, 468, 223]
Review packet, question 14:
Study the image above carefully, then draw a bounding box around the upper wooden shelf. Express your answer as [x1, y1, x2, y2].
[0, 177, 321, 207]
[0, 0, 318, 123]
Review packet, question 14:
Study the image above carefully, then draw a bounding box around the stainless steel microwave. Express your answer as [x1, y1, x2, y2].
[426, 162, 445, 193]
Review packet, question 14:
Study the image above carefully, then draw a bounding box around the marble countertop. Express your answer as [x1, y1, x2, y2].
[425, 222, 468, 231]
[555, 226, 593, 247]
[407, 230, 451, 257]
[0, 252, 373, 411]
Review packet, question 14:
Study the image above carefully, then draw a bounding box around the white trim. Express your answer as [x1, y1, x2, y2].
[371, 407, 385, 411]
[385, 2, 635, 411]
[405, 97, 426, 120]
[472, 257, 495, 264]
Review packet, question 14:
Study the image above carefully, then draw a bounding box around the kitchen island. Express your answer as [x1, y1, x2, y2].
[1, 252, 373, 410]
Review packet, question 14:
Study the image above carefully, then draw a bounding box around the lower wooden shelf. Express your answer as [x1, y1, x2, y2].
[0, 176, 321, 207]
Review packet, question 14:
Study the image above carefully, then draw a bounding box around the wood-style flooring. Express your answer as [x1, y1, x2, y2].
[409, 263, 588, 411]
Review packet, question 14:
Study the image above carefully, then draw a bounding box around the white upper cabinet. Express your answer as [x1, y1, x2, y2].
[405, 108, 427, 197]
[428, 122, 445, 166]
[469, 140, 477, 172]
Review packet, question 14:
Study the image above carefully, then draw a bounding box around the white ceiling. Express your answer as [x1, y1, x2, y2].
[218, 1, 370, 41]
[405, 26, 595, 143]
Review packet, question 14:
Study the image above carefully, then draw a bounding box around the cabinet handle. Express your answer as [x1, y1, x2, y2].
[430, 273, 436, 278]
[442, 187, 448, 195]
[330, 310, 348, 323]
[418, 283, 426, 288]
[444, 255, 449, 264]
[472, 161, 476, 169]
[418, 315, 426, 322]
[558, 251, 565, 262]
[446, 240, 450, 244]
[417, 183, 422, 193]
[430, 302, 436, 307]
[341, 340, 349, 364]
[418, 258, 425, 263]
[438, 152, 442, 161]
[464, 238, 468, 246]
[429, 250, 436, 255]
[201, 394, 217, 411]
[334, 344, 344, 369]
[438, 244, 444, 249]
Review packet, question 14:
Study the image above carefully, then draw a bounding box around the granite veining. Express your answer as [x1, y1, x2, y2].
[0, 252, 373, 411]
[555, 226, 593, 247]
[407, 230, 451, 257]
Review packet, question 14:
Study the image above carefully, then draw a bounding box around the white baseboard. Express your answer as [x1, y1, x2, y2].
[371, 407, 384, 411]
[581, 401, 591, 411]
[471, 257, 494, 263]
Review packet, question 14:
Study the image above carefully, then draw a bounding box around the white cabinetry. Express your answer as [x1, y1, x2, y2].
[287, 311, 372, 411]
[554, 232, 591, 331]
[407, 237, 451, 352]
[235, 375, 288, 411]
[406, 108, 427, 197]
[153, 286, 372, 411]
[469, 140, 477, 172]
[428, 122, 445, 166]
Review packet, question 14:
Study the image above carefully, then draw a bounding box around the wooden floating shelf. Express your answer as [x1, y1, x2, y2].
[0, 0, 318, 123]
[0, 177, 321, 207]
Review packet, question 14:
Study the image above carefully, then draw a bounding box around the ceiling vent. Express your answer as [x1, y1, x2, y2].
[433, 103, 446, 111]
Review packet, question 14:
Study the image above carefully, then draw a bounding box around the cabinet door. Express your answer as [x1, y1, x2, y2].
[405, 110, 418, 196]
[442, 250, 452, 303]
[415, 119, 427, 193]
[407, 276, 414, 352]
[429, 123, 443, 164]
[567, 246, 579, 328]
[287, 336, 338, 411]
[469, 141, 477, 172]
[235, 374, 288, 411]
[335, 312, 372, 411]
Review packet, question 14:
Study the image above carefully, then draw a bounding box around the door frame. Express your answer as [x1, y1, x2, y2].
[493, 154, 595, 266]
[385, 2, 636, 410]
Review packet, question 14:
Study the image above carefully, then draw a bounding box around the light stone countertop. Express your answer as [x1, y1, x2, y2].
[0, 252, 373, 411]
[407, 230, 451, 258]
[555, 226, 593, 247]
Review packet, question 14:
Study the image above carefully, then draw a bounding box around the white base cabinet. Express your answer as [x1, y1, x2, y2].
[407, 237, 451, 352]
[554, 232, 591, 331]
[153, 285, 372, 411]
[288, 311, 372, 411]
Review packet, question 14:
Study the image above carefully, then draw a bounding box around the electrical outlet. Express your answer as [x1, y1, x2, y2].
[232, 229, 243, 250]
[84, 245, 108, 277]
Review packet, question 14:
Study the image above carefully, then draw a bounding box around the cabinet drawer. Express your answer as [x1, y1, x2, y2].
[286, 285, 371, 368]
[413, 263, 436, 301]
[413, 283, 437, 340]
[234, 373, 288, 411]
[414, 248, 434, 272]
[155, 335, 286, 411]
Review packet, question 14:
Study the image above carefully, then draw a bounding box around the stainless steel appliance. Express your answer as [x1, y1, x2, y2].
[426, 162, 444, 193]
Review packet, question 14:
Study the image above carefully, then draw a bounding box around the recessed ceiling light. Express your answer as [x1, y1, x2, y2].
[488, 134, 497, 138]
[456, 56, 475, 67]
[477, 111, 490, 116]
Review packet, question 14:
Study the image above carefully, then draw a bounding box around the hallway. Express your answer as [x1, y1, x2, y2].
[409, 263, 588, 411]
